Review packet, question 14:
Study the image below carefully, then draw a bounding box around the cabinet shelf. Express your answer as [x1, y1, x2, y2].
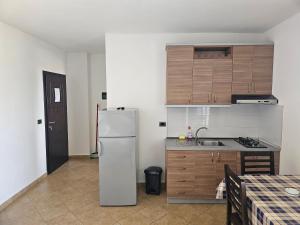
[194, 46, 232, 59]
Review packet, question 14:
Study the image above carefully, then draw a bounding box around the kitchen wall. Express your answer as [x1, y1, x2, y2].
[265, 12, 300, 174]
[167, 105, 283, 147]
[0, 21, 66, 205]
[105, 33, 271, 182]
[88, 53, 107, 152]
[66, 53, 90, 155]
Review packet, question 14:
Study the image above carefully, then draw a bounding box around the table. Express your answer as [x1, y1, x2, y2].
[217, 175, 300, 225]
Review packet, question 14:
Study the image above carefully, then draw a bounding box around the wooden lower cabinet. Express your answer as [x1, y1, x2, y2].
[166, 150, 280, 200]
[166, 150, 239, 199]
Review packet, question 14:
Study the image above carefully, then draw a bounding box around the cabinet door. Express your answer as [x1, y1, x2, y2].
[253, 82, 272, 94]
[212, 82, 232, 104]
[233, 46, 253, 82]
[213, 59, 233, 82]
[215, 152, 238, 186]
[166, 46, 194, 104]
[167, 151, 197, 198]
[194, 152, 216, 199]
[252, 46, 273, 94]
[167, 60, 193, 104]
[232, 82, 250, 94]
[192, 59, 213, 104]
[232, 46, 253, 95]
[167, 46, 194, 61]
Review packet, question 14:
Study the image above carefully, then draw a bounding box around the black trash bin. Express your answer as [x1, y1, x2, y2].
[144, 166, 162, 195]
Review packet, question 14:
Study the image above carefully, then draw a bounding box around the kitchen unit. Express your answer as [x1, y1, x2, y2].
[98, 108, 137, 206]
[166, 45, 274, 105]
[165, 138, 280, 203]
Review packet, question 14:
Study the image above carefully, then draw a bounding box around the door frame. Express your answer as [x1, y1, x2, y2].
[43, 70, 69, 174]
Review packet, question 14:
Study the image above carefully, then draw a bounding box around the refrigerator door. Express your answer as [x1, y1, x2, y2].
[99, 137, 137, 206]
[99, 109, 136, 137]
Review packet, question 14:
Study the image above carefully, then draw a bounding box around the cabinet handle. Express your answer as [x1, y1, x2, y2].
[178, 180, 187, 183]
[177, 155, 186, 159]
[248, 83, 250, 93]
[211, 152, 214, 163]
[218, 152, 220, 161]
[208, 93, 210, 103]
[214, 95, 217, 103]
[179, 167, 187, 171]
[253, 83, 256, 93]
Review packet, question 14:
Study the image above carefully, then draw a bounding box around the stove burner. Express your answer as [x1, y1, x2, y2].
[234, 137, 267, 148]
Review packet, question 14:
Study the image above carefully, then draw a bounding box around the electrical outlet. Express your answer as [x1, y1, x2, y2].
[159, 122, 166, 127]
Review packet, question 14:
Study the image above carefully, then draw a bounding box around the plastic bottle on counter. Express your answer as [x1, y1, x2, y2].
[187, 126, 193, 140]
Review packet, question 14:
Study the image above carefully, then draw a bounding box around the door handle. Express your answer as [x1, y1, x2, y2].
[49, 121, 56, 124]
[98, 140, 103, 156]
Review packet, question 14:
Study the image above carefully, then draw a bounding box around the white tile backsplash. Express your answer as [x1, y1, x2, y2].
[167, 105, 283, 146]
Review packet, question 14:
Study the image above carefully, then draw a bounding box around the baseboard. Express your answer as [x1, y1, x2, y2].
[0, 173, 47, 212]
[69, 155, 90, 159]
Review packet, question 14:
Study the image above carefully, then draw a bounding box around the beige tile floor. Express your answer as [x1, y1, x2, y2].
[0, 159, 226, 225]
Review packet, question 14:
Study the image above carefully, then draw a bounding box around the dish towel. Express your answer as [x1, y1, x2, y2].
[216, 179, 226, 199]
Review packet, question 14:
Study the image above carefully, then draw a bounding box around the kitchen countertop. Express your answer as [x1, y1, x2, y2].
[165, 138, 281, 152]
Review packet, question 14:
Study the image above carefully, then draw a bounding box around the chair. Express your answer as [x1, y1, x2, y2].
[225, 164, 248, 225]
[241, 151, 275, 175]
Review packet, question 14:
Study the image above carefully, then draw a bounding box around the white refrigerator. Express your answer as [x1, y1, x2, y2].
[98, 108, 137, 206]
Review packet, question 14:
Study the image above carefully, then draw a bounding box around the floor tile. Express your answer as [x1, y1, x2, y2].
[0, 159, 226, 225]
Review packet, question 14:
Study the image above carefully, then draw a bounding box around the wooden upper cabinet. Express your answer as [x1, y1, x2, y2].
[213, 59, 233, 83]
[192, 59, 213, 104]
[166, 46, 194, 104]
[252, 46, 274, 95]
[166, 45, 274, 105]
[232, 46, 253, 82]
[192, 58, 232, 104]
[167, 46, 194, 61]
[232, 45, 273, 95]
[212, 82, 232, 104]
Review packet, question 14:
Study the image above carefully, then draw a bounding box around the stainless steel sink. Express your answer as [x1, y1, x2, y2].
[197, 140, 225, 146]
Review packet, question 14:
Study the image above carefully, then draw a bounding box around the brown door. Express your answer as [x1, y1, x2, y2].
[43, 71, 69, 174]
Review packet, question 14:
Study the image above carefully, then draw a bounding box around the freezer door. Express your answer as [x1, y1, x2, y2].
[99, 137, 137, 206]
[99, 110, 136, 137]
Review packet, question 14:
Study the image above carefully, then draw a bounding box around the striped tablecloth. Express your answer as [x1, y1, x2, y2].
[217, 175, 300, 225]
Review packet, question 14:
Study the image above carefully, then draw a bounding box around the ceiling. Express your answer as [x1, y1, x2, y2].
[1, 0, 300, 53]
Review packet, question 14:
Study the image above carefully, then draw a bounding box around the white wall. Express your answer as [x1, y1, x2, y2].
[266, 12, 300, 174]
[105, 33, 270, 182]
[88, 54, 106, 152]
[0, 22, 65, 205]
[66, 53, 90, 155]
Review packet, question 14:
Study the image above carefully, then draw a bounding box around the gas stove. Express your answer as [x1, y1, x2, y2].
[234, 137, 267, 148]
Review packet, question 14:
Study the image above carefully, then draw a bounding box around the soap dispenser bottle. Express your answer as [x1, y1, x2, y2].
[187, 126, 193, 140]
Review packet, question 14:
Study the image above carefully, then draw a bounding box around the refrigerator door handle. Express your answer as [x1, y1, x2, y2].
[98, 140, 103, 156]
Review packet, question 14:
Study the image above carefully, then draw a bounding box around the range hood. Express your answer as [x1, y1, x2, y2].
[231, 95, 278, 104]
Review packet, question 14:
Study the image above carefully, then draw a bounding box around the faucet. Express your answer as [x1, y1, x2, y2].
[195, 127, 208, 143]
